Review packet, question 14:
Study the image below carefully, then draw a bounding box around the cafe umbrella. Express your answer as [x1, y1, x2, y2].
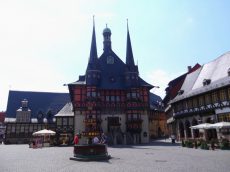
[208, 122, 230, 129]
[32, 129, 56, 136]
[190, 123, 212, 129]
[32, 129, 56, 147]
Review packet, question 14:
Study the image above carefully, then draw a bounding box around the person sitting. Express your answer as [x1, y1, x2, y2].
[93, 136, 99, 144]
[100, 133, 107, 144]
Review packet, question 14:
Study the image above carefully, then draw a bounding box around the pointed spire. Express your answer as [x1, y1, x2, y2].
[126, 19, 135, 67]
[88, 15, 98, 65]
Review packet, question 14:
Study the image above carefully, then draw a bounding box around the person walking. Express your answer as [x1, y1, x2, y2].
[171, 134, 176, 144]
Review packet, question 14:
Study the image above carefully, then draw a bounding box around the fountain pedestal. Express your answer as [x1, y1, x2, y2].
[70, 144, 111, 161]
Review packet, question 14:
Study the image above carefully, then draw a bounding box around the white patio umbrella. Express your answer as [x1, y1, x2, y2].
[32, 129, 56, 136]
[208, 122, 230, 129]
[190, 123, 212, 129]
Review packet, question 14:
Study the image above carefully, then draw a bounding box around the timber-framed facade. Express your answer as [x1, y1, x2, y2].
[170, 52, 230, 141]
[68, 21, 155, 145]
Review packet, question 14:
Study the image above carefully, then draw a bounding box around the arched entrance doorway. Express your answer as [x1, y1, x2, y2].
[206, 118, 217, 140]
[185, 120, 192, 138]
[192, 118, 199, 138]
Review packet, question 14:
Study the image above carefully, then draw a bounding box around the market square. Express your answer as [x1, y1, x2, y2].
[1, 140, 230, 172]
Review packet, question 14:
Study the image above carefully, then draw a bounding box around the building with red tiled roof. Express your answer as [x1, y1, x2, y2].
[170, 52, 230, 141]
[163, 64, 201, 136]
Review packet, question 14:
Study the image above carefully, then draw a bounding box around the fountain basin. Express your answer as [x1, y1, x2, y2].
[70, 144, 111, 161]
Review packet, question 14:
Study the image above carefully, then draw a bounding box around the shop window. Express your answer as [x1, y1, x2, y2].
[212, 91, 218, 103]
[111, 96, 115, 102]
[116, 96, 120, 102]
[193, 98, 198, 107]
[220, 89, 227, 101]
[198, 96, 204, 106]
[87, 92, 90, 97]
[69, 118, 74, 126]
[57, 118, 62, 125]
[11, 126, 15, 132]
[92, 92, 96, 97]
[205, 94, 211, 105]
[20, 126, 24, 133]
[228, 88, 230, 99]
[63, 118, 67, 125]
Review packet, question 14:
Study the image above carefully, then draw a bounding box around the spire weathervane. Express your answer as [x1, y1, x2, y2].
[93, 15, 95, 27]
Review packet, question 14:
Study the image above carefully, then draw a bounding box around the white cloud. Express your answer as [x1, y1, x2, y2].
[0, 57, 69, 111]
[146, 69, 180, 99]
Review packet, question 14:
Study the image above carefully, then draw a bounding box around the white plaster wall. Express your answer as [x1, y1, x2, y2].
[119, 114, 126, 132]
[101, 115, 108, 133]
[141, 111, 149, 143]
[74, 111, 86, 144]
[215, 107, 230, 114]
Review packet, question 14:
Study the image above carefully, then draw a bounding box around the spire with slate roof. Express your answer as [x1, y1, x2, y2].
[126, 19, 135, 67]
[86, 16, 101, 86]
[87, 16, 98, 70]
[125, 20, 139, 87]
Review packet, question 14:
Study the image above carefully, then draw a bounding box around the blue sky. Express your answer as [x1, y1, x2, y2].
[0, 0, 230, 111]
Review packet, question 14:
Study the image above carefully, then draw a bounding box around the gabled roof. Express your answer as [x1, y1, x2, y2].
[139, 78, 153, 88]
[6, 90, 70, 118]
[192, 52, 230, 90]
[98, 51, 126, 89]
[163, 63, 201, 104]
[171, 51, 230, 103]
[172, 67, 202, 102]
[70, 24, 152, 90]
[55, 102, 74, 117]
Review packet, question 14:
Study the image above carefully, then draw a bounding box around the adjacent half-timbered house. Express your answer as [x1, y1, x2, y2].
[170, 52, 230, 141]
[4, 90, 69, 144]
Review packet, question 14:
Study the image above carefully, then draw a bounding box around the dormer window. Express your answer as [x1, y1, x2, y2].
[107, 56, 114, 64]
[228, 68, 230, 76]
[178, 90, 184, 95]
[203, 79, 211, 86]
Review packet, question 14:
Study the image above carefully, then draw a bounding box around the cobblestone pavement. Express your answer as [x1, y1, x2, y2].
[0, 140, 230, 172]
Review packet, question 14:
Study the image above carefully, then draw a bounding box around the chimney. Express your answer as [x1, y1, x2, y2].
[187, 66, 192, 72]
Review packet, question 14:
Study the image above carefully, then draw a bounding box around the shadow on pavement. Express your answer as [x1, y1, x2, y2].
[109, 139, 181, 148]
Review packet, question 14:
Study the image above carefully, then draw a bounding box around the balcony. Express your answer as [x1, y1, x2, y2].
[83, 118, 102, 124]
[126, 128, 142, 133]
[81, 131, 100, 137]
[126, 119, 143, 124]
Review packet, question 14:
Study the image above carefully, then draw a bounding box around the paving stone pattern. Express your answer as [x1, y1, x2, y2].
[0, 140, 230, 172]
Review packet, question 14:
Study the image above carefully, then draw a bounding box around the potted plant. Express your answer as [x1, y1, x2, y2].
[220, 138, 229, 150]
[200, 141, 209, 150]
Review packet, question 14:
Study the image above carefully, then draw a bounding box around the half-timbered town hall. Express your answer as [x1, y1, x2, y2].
[68, 21, 154, 144]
